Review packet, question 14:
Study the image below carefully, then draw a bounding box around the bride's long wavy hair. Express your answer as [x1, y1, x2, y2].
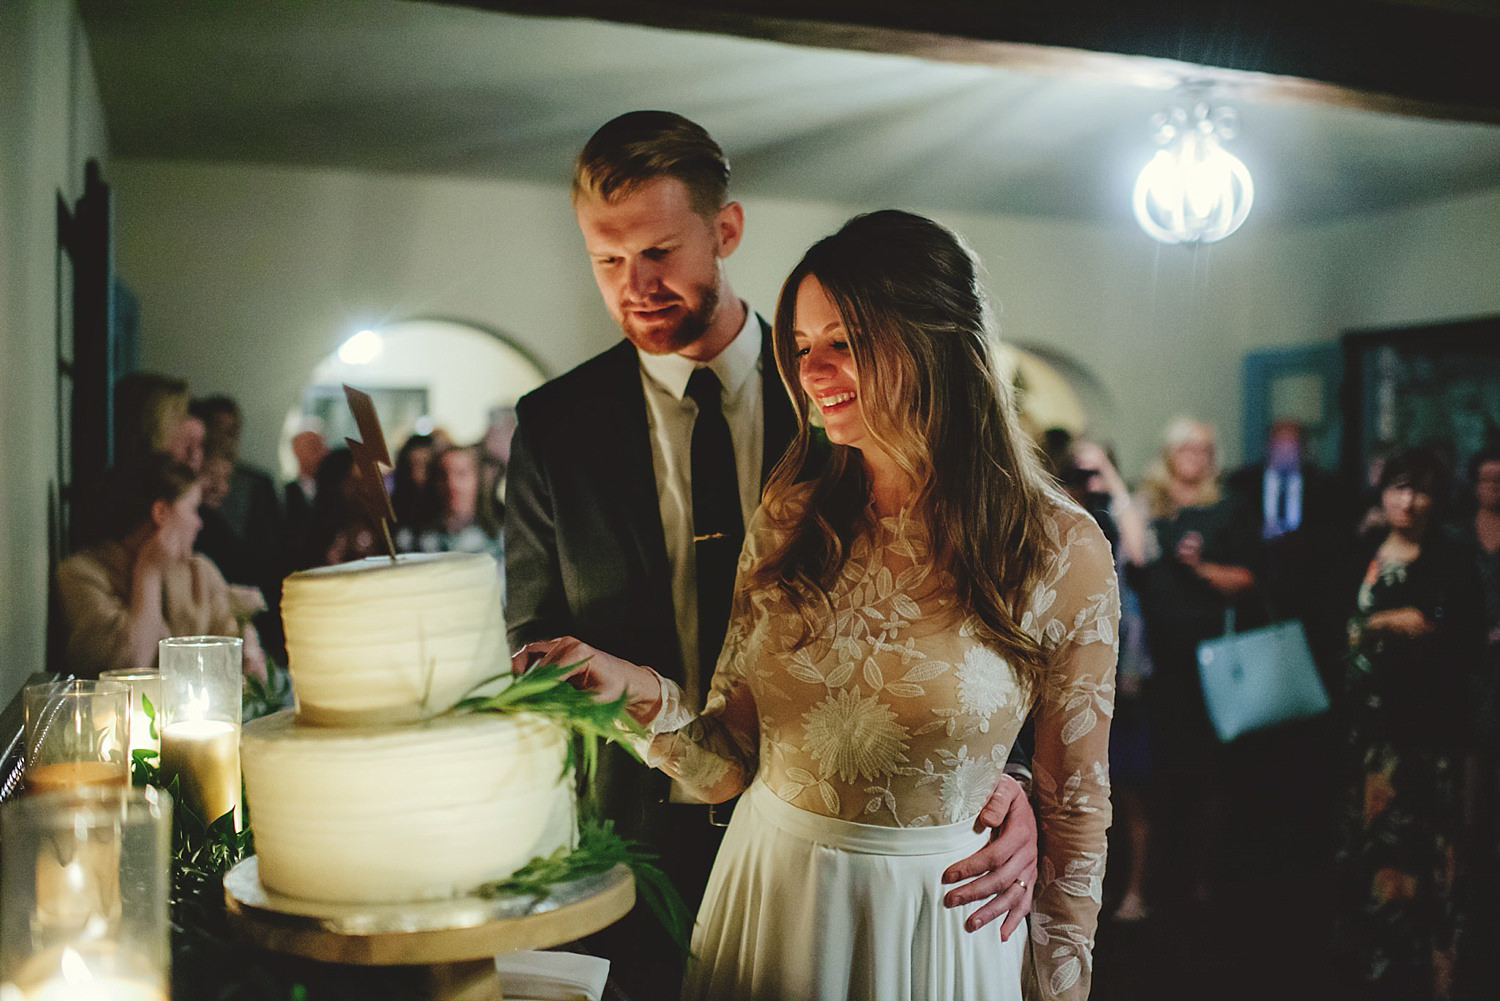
[749, 210, 1063, 699]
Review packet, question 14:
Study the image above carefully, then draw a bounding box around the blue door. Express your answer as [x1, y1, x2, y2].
[1241, 343, 1343, 471]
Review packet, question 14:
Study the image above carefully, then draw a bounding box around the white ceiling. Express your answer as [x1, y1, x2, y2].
[78, 0, 1500, 226]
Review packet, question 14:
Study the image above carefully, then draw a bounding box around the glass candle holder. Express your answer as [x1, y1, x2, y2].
[0, 786, 171, 1000]
[23, 680, 131, 796]
[97, 670, 164, 764]
[158, 635, 243, 830]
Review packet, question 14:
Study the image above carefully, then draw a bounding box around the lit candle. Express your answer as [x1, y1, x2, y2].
[7, 946, 167, 1001]
[157, 637, 243, 830]
[0, 793, 170, 1001]
[22, 762, 127, 796]
[97, 671, 163, 761]
[32, 825, 123, 932]
[17, 978, 166, 1001]
[22, 681, 131, 796]
[159, 719, 240, 829]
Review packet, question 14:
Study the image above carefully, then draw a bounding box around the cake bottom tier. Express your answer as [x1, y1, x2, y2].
[242, 709, 575, 905]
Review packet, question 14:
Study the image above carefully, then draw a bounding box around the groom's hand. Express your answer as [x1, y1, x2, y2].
[940, 772, 1038, 939]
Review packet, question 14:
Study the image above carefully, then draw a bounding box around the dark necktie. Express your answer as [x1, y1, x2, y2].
[1274, 475, 1289, 530]
[1267, 472, 1291, 538]
[686, 367, 743, 676]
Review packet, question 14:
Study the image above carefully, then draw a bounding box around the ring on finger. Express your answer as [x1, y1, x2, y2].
[1014, 878, 1027, 891]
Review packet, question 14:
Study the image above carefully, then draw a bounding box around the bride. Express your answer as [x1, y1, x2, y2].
[515, 210, 1118, 1001]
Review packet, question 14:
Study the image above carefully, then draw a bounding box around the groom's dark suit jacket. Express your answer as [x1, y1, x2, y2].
[504, 319, 796, 837]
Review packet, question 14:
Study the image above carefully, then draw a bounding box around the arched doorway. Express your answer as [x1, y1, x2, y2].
[277, 318, 546, 477]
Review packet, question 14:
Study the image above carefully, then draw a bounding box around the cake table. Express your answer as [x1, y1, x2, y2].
[225, 856, 634, 1000]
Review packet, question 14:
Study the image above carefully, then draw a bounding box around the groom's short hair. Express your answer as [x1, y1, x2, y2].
[571, 110, 731, 219]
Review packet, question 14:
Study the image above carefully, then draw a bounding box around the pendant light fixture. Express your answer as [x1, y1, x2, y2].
[1133, 86, 1255, 244]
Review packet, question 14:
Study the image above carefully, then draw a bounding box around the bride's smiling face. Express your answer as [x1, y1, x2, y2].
[793, 275, 868, 451]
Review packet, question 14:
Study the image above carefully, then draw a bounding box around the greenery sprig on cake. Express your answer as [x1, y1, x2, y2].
[460, 661, 693, 954]
[480, 816, 693, 956]
[457, 660, 648, 786]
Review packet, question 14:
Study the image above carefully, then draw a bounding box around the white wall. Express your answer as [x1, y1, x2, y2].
[1315, 188, 1500, 331]
[111, 157, 1500, 482]
[111, 162, 601, 478]
[0, 0, 111, 704]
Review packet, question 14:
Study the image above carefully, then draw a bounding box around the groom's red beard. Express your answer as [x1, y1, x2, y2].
[620, 280, 722, 356]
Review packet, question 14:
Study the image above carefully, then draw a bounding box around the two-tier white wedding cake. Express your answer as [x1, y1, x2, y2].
[241, 552, 576, 905]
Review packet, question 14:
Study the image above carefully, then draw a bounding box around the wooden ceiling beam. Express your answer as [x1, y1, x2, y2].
[452, 1, 1500, 124]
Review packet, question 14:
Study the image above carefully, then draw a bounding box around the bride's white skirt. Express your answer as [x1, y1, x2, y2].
[681, 780, 1025, 1001]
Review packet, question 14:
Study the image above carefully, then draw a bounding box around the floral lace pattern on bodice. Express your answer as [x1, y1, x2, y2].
[639, 488, 1119, 1001]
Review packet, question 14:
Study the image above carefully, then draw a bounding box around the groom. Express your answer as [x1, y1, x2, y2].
[504, 111, 1038, 995]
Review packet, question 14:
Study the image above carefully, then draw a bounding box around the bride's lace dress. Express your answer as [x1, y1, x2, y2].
[640, 486, 1119, 1000]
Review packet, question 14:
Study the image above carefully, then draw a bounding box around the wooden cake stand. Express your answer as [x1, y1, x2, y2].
[225, 856, 634, 1000]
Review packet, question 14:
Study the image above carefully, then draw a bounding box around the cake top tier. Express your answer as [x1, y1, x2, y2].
[288, 550, 491, 580]
[282, 552, 506, 727]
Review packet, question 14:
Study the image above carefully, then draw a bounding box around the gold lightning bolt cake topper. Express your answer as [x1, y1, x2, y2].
[342, 384, 398, 560]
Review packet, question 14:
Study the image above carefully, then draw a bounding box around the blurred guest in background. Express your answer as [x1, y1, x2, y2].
[391, 432, 438, 530]
[1335, 447, 1483, 1001]
[1454, 445, 1500, 995]
[284, 427, 329, 564]
[191, 396, 282, 543]
[1224, 419, 1352, 891]
[397, 444, 503, 564]
[1039, 426, 1077, 484]
[1127, 417, 1258, 907]
[163, 410, 206, 474]
[1357, 446, 1396, 541]
[296, 447, 384, 569]
[200, 447, 233, 509]
[1460, 443, 1500, 748]
[195, 443, 256, 588]
[1457, 444, 1500, 691]
[194, 443, 277, 658]
[113, 372, 191, 467]
[1227, 419, 1348, 670]
[55, 454, 263, 680]
[191, 395, 286, 662]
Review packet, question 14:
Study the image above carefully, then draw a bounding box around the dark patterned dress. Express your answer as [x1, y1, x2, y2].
[1336, 534, 1484, 1000]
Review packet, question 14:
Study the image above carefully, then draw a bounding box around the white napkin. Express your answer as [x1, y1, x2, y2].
[493, 950, 610, 1001]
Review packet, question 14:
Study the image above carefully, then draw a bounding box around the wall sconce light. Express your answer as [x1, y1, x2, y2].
[1133, 87, 1254, 244]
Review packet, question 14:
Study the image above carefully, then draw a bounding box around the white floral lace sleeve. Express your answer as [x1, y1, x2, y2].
[632, 511, 771, 804]
[1023, 506, 1120, 1001]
